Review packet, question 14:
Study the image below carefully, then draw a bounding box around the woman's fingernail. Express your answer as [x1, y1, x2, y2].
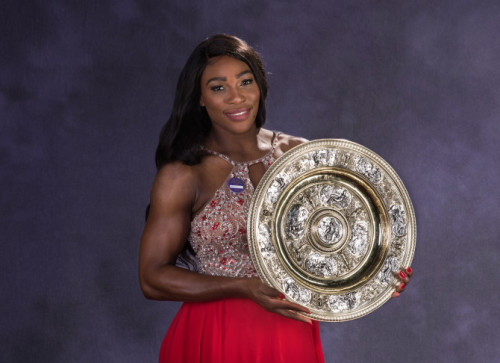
[400, 283, 406, 290]
[400, 271, 407, 279]
[278, 293, 285, 299]
[406, 267, 412, 274]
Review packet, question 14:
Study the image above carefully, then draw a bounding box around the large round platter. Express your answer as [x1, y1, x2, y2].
[247, 139, 416, 322]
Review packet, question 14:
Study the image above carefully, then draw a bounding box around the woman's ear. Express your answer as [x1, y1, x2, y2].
[200, 96, 205, 107]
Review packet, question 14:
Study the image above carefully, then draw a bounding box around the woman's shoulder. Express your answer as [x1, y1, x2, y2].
[273, 130, 309, 154]
[156, 161, 197, 182]
[152, 161, 199, 202]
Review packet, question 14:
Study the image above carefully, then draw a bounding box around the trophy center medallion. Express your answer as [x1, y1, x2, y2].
[310, 209, 350, 252]
[317, 215, 344, 245]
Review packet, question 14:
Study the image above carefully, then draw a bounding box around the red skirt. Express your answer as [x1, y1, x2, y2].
[160, 298, 324, 363]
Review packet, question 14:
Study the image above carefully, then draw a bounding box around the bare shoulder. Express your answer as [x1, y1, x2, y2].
[155, 161, 196, 188]
[275, 132, 309, 155]
[150, 161, 198, 209]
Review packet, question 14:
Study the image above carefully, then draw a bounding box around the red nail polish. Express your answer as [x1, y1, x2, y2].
[278, 293, 285, 299]
[406, 267, 412, 274]
[400, 271, 407, 279]
[400, 283, 406, 290]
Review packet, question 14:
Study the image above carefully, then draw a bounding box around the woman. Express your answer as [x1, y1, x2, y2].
[139, 34, 411, 362]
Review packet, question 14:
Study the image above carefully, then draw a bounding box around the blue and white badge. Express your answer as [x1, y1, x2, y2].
[227, 177, 245, 193]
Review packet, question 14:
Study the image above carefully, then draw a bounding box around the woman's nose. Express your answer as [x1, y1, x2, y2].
[225, 87, 245, 104]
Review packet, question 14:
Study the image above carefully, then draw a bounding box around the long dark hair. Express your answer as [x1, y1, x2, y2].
[148, 34, 269, 268]
[155, 34, 268, 168]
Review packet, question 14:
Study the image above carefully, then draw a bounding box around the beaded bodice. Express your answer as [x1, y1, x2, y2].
[189, 133, 280, 278]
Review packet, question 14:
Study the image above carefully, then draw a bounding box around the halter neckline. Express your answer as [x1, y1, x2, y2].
[202, 132, 280, 167]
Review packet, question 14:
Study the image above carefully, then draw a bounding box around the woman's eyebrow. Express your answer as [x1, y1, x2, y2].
[236, 70, 253, 78]
[205, 70, 253, 85]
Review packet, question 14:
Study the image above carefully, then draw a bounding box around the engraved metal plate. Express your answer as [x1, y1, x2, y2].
[247, 139, 416, 321]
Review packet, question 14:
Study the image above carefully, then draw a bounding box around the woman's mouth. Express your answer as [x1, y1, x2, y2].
[224, 108, 251, 121]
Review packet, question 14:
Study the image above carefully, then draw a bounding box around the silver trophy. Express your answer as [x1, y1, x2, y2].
[247, 139, 416, 321]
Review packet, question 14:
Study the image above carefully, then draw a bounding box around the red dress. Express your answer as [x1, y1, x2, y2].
[159, 133, 324, 362]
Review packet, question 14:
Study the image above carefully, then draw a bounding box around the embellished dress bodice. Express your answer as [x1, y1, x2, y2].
[189, 133, 280, 278]
[161, 131, 325, 363]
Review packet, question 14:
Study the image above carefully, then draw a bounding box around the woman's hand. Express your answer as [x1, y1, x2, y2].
[392, 266, 413, 298]
[244, 278, 313, 324]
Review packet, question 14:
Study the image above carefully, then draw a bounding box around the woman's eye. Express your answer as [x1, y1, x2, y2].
[211, 85, 224, 92]
[242, 78, 253, 86]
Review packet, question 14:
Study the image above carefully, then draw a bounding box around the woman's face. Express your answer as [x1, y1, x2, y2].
[200, 55, 260, 136]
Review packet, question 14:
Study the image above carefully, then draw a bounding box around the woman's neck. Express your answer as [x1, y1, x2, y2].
[205, 127, 272, 162]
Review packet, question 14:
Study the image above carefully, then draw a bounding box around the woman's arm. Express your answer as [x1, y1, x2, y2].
[138, 162, 312, 323]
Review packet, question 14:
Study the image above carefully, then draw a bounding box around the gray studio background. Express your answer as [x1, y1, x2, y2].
[2, 1, 499, 362]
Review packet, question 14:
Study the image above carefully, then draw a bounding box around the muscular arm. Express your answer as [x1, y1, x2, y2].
[138, 162, 311, 322]
[139, 163, 246, 301]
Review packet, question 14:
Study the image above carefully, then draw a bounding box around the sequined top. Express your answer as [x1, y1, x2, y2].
[189, 133, 280, 278]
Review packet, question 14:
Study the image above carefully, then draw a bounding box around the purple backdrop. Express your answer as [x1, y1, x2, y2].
[2, 1, 499, 362]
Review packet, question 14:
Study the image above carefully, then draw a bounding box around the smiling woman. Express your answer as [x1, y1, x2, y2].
[200, 56, 261, 136]
[139, 34, 325, 363]
[139, 34, 410, 363]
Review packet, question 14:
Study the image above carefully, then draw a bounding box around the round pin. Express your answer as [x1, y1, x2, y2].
[227, 177, 245, 193]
